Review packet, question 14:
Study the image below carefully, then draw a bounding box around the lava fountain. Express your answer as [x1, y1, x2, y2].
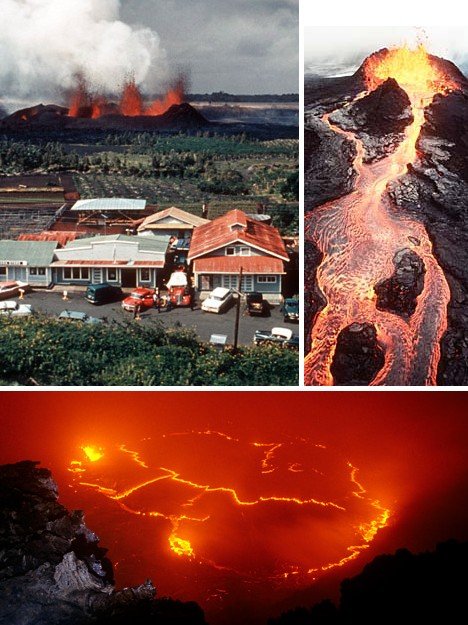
[305, 44, 459, 386]
[68, 75, 185, 118]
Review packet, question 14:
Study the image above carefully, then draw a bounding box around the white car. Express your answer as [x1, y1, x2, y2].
[0, 300, 33, 317]
[201, 287, 234, 314]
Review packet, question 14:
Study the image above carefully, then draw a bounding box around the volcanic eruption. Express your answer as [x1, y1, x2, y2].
[304, 42, 468, 386]
[0, 72, 209, 131]
[67, 73, 186, 119]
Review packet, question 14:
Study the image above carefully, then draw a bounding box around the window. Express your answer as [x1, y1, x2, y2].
[241, 276, 253, 291]
[0, 267, 6, 276]
[140, 268, 150, 282]
[65, 267, 89, 281]
[240, 247, 250, 256]
[30, 267, 46, 276]
[107, 268, 117, 281]
[225, 247, 235, 256]
[222, 275, 238, 290]
[258, 275, 277, 283]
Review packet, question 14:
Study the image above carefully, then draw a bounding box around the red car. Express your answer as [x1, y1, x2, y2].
[121, 287, 155, 312]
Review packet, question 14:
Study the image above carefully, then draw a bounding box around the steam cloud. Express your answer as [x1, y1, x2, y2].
[0, 0, 168, 103]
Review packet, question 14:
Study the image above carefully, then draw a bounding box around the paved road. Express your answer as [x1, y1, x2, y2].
[16, 289, 299, 346]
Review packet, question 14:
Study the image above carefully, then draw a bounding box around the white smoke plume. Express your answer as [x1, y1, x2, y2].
[0, 0, 168, 106]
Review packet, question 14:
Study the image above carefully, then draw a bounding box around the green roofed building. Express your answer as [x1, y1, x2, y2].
[0, 240, 58, 287]
[52, 234, 170, 288]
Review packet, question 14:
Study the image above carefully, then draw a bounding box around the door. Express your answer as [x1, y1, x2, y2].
[121, 268, 137, 287]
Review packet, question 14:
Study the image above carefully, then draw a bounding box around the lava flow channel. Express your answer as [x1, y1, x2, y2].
[305, 45, 455, 386]
[67, 431, 391, 587]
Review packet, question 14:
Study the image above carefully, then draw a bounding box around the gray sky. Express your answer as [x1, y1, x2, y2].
[121, 0, 299, 93]
[304, 25, 468, 76]
[0, 0, 298, 105]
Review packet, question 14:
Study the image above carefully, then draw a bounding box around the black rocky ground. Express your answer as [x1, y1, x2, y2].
[0, 102, 210, 132]
[375, 248, 425, 317]
[305, 53, 468, 385]
[329, 78, 413, 161]
[304, 116, 357, 211]
[0, 461, 206, 625]
[268, 540, 468, 625]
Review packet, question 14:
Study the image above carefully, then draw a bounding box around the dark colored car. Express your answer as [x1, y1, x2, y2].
[85, 283, 123, 305]
[282, 298, 299, 323]
[253, 327, 299, 350]
[58, 310, 103, 324]
[246, 292, 269, 316]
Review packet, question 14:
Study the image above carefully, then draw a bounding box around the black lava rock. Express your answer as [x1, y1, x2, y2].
[0, 461, 207, 625]
[329, 78, 413, 161]
[304, 116, 357, 210]
[375, 248, 425, 316]
[330, 322, 385, 385]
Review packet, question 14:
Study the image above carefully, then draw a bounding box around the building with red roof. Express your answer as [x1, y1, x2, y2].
[188, 209, 289, 301]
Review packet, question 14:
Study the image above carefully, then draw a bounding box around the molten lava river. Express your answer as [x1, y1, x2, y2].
[64, 430, 389, 622]
[305, 45, 456, 385]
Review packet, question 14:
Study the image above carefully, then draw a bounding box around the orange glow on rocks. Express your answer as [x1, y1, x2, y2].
[363, 44, 456, 96]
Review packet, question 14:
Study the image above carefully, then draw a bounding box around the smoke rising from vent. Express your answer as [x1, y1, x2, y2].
[0, 0, 168, 103]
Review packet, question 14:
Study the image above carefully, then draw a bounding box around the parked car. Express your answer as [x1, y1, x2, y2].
[121, 287, 155, 312]
[0, 300, 33, 317]
[253, 326, 299, 349]
[282, 298, 299, 322]
[58, 310, 103, 324]
[201, 287, 234, 314]
[166, 270, 192, 307]
[86, 283, 123, 305]
[246, 292, 269, 316]
[0, 281, 30, 301]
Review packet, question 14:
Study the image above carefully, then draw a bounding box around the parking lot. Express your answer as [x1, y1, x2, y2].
[15, 288, 299, 346]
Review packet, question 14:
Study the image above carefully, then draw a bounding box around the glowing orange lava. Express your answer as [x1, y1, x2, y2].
[67, 432, 391, 583]
[81, 445, 104, 462]
[363, 44, 457, 94]
[305, 44, 456, 385]
[68, 76, 184, 118]
[169, 533, 195, 557]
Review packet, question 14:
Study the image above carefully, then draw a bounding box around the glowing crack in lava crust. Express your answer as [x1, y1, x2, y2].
[305, 44, 458, 385]
[68, 431, 390, 607]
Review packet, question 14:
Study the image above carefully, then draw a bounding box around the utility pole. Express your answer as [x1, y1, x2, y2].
[233, 266, 243, 352]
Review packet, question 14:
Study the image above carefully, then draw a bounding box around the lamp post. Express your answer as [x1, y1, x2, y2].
[233, 266, 243, 352]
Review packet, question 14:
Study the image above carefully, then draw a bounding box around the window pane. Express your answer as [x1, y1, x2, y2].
[64, 268, 71, 279]
[82, 268, 89, 279]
